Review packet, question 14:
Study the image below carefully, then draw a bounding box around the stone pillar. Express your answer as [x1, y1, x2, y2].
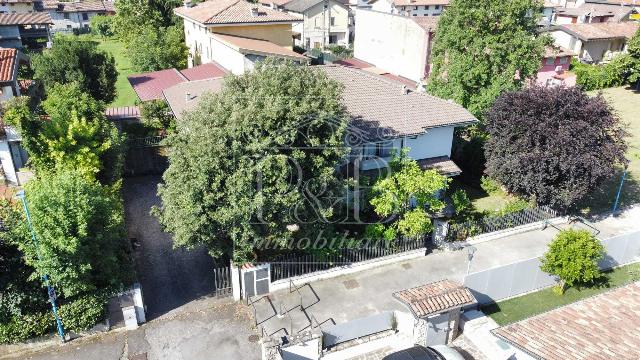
[432, 219, 449, 248]
[412, 318, 428, 346]
[231, 261, 241, 301]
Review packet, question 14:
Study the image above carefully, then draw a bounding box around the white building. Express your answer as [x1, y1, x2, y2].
[354, 9, 436, 83]
[549, 22, 639, 63]
[43, 0, 115, 33]
[174, 0, 307, 73]
[368, 0, 448, 16]
[283, 0, 352, 48]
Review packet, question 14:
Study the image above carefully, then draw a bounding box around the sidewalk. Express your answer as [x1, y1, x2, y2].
[256, 206, 640, 337]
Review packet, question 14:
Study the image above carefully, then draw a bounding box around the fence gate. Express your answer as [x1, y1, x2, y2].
[124, 136, 168, 177]
[242, 264, 271, 299]
[213, 265, 233, 298]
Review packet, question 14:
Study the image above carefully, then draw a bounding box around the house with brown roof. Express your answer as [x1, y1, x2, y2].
[162, 65, 476, 176]
[174, 0, 306, 73]
[493, 281, 640, 360]
[549, 22, 639, 63]
[0, 12, 52, 48]
[368, 0, 448, 17]
[0, 0, 41, 14]
[282, 0, 352, 48]
[551, 0, 639, 24]
[353, 8, 436, 84]
[43, 0, 115, 33]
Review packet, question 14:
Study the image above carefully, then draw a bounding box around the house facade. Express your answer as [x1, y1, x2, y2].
[353, 9, 435, 83]
[174, 0, 306, 73]
[283, 0, 352, 48]
[43, 0, 115, 33]
[549, 22, 639, 63]
[0, 12, 52, 49]
[0, 0, 39, 14]
[368, 0, 448, 17]
[536, 46, 576, 87]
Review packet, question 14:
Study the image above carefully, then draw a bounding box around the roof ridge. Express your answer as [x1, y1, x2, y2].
[205, 0, 242, 23]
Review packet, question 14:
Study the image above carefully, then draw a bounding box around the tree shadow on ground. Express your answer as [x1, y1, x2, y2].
[576, 169, 640, 218]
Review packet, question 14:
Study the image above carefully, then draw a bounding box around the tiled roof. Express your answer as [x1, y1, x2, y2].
[180, 62, 228, 81]
[284, 0, 348, 13]
[393, 280, 476, 318]
[128, 68, 187, 102]
[333, 58, 374, 68]
[544, 45, 576, 58]
[0, 12, 53, 25]
[320, 65, 476, 138]
[175, 0, 302, 25]
[43, 0, 115, 12]
[163, 77, 225, 119]
[392, 0, 449, 6]
[411, 15, 439, 32]
[493, 282, 640, 360]
[105, 106, 141, 120]
[0, 48, 17, 82]
[554, 22, 639, 41]
[211, 33, 307, 60]
[556, 2, 634, 21]
[417, 156, 461, 175]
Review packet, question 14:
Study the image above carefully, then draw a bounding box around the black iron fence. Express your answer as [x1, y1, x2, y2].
[445, 206, 558, 242]
[268, 236, 428, 282]
[126, 135, 166, 148]
[213, 265, 233, 298]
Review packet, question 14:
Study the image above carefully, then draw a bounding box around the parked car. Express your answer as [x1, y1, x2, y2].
[382, 345, 465, 360]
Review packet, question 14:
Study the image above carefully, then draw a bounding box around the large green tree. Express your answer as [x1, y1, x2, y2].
[154, 59, 349, 263]
[13, 171, 131, 298]
[32, 36, 118, 103]
[484, 85, 628, 209]
[626, 28, 640, 88]
[427, 0, 550, 119]
[126, 24, 188, 72]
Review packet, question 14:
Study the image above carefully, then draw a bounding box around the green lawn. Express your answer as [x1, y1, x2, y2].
[95, 37, 137, 107]
[483, 261, 640, 326]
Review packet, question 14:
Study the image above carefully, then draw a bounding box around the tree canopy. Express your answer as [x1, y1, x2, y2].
[484, 85, 628, 209]
[369, 151, 450, 239]
[13, 171, 131, 298]
[32, 36, 118, 103]
[540, 229, 604, 294]
[427, 0, 550, 119]
[126, 24, 188, 72]
[154, 59, 349, 263]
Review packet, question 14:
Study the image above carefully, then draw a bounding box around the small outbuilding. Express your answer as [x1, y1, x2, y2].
[393, 279, 476, 346]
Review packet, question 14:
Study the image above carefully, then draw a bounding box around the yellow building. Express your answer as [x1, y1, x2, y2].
[174, 0, 306, 74]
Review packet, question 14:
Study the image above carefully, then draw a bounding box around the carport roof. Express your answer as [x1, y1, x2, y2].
[393, 280, 476, 318]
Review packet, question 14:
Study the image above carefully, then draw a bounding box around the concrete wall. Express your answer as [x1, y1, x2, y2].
[300, 0, 350, 47]
[213, 24, 294, 48]
[370, 0, 395, 14]
[209, 34, 247, 74]
[354, 9, 429, 82]
[0, 3, 35, 13]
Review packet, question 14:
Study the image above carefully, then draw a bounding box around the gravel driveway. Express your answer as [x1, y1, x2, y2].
[123, 176, 218, 320]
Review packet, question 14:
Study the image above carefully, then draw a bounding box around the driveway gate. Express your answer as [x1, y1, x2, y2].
[213, 265, 233, 298]
[242, 264, 271, 299]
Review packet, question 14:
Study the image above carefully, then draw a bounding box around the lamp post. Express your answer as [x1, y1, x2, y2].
[16, 190, 66, 343]
[612, 167, 628, 215]
[466, 245, 477, 275]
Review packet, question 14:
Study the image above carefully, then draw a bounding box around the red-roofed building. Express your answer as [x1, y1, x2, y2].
[128, 62, 228, 102]
[0, 48, 27, 101]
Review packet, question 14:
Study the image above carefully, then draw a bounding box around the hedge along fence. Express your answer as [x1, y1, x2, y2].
[573, 56, 630, 91]
[0, 289, 111, 344]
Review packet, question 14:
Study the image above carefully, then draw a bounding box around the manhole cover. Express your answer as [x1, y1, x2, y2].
[343, 279, 360, 289]
[248, 335, 260, 343]
[129, 353, 147, 360]
[402, 263, 412, 270]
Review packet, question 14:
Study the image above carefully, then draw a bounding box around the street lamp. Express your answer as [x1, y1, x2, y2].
[16, 190, 66, 343]
[466, 245, 477, 275]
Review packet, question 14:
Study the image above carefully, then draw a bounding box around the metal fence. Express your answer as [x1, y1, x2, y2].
[445, 206, 558, 242]
[464, 230, 640, 305]
[213, 265, 233, 298]
[268, 237, 428, 282]
[126, 135, 167, 148]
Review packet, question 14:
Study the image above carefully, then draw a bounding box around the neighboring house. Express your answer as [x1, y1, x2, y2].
[493, 281, 640, 360]
[554, 0, 639, 24]
[0, 47, 30, 185]
[353, 9, 436, 83]
[163, 64, 477, 176]
[174, 0, 306, 73]
[549, 22, 639, 63]
[128, 62, 228, 102]
[368, 0, 448, 17]
[0, 12, 52, 48]
[0, 0, 40, 14]
[43, 0, 115, 33]
[536, 46, 576, 87]
[283, 0, 352, 48]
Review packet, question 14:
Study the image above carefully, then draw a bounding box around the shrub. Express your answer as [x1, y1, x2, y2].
[573, 56, 628, 91]
[480, 176, 502, 195]
[90, 15, 114, 37]
[495, 198, 530, 216]
[451, 189, 472, 220]
[540, 229, 604, 294]
[140, 99, 175, 132]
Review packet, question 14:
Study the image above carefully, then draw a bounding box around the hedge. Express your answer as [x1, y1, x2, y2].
[573, 55, 631, 91]
[0, 290, 109, 344]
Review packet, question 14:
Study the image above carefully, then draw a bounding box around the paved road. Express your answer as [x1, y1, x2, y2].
[123, 176, 218, 320]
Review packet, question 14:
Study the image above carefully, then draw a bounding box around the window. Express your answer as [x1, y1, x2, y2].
[413, 14, 417, 16]
[376, 142, 393, 158]
[559, 56, 568, 64]
[545, 57, 555, 65]
[435, 5, 440, 9]
[329, 35, 338, 44]
[63, 12, 69, 19]
[330, 16, 335, 26]
[414, 6, 418, 10]
[81, 13, 88, 21]
[425, 5, 430, 10]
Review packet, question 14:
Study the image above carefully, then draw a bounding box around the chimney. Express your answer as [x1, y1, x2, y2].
[185, 92, 191, 102]
[183, 0, 193, 8]
[250, 7, 259, 16]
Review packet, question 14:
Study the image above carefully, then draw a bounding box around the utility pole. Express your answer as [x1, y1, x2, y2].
[16, 190, 66, 343]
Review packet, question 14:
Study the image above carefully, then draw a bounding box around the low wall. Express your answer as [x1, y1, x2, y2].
[464, 229, 640, 305]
